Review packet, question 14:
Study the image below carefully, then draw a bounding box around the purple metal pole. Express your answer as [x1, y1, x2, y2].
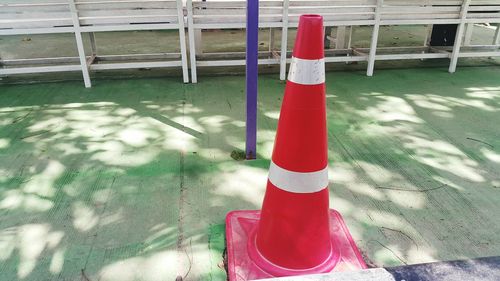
[246, 0, 259, 159]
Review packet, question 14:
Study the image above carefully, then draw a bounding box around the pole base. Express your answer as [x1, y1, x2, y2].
[225, 210, 367, 281]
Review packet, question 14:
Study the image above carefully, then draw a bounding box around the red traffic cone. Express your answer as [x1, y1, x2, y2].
[226, 15, 367, 280]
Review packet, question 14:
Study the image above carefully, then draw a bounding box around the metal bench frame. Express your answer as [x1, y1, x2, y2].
[186, 0, 287, 83]
[1, 0, 499, 85]
[0, 0, 189, 87]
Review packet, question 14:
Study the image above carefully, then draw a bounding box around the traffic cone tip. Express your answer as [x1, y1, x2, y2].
[292, 15, 324, 60]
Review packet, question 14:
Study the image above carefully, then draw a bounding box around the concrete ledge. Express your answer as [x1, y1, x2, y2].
[258, 256, 500, 281]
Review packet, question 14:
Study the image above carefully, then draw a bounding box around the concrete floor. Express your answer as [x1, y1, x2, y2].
[1, 66, 500, 280]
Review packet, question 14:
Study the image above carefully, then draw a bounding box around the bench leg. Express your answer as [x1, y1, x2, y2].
[336, 26, 346, 49]
[463, 23, 473, 46]
[279, 29, 288, 81]
[324, 27, 333, 49]
[179, 29, 190, 84]
[449, 23, 466, 73]
[187, 0, 197, 83]
[367, 24, 380, 77]
[74, 32, 91, 88]
[269, 28, 275, 52]
[194, 29, 203, 56]
[424, 24, 433, 46]
[187, 28, 197, 83]
[367, 0, 382, 77]
[68, 0, 91, 88]
[89, 32, 97, 56]
[279, 0, 289, 81]
[494, 24, 500, 45]
[450, 0, 471, 73]
[347, 26, 353, 49]
[176, 0, 189, 83]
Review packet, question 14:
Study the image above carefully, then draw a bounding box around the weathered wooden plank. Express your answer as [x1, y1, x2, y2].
[0, 65, 82, 74]
[0, 19, 73, 29]
[76, 2, 177, 9]
[77, 9, 179, 17]
[79, 15, 179, 25]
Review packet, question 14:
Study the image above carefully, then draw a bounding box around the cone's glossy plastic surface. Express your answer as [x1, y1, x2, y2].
[225, 15, 367, 280]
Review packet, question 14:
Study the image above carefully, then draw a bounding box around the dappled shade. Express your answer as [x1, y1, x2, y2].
[1, 67, 500, 280]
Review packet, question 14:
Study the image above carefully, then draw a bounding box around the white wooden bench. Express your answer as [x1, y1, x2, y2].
[0, 1, 86, 82]
[2, 0, 499, 85]
[0, 0, 74, 34]
[450, 0, 500, 71]
[187, 0, 499, 82]
[281, 0, 379, 79]
[354, 0, 500, 75]
[0, 0, 189, 87]
[75, 0, 189, 85]
[369, 0, 464, 75]
[186, 0, 286, 83]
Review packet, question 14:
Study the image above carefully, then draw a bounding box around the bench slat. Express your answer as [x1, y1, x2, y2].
[384, 0, 463, 5]
[0, 19, 72, 29]
[0, 0, 72, 29]
[467, 12, 500, 18]
[382, 13, 460, 20]
[80, 15, 179, 25]
[78, 9, 179, 17]
[0, 12, 73, 20]
[76, 1, 178, 9]
[193, 15, 282, 24]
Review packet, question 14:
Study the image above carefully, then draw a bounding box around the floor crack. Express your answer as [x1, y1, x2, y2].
[380, 226, 419, 251]
[376, 183, 448, 192]
[176, 94, 190, 280]
[466, 137, 494, 148]
[368, 240, 408, 265]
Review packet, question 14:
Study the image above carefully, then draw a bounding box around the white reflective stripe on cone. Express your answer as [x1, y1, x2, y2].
[268, 161, 329, 193]
[287, 57, 325, 85]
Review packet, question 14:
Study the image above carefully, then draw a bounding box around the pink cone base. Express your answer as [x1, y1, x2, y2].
[225, 210, 367, 281]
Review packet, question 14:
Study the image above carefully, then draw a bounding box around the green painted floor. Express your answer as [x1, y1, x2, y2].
[1, 67, 500, 280]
